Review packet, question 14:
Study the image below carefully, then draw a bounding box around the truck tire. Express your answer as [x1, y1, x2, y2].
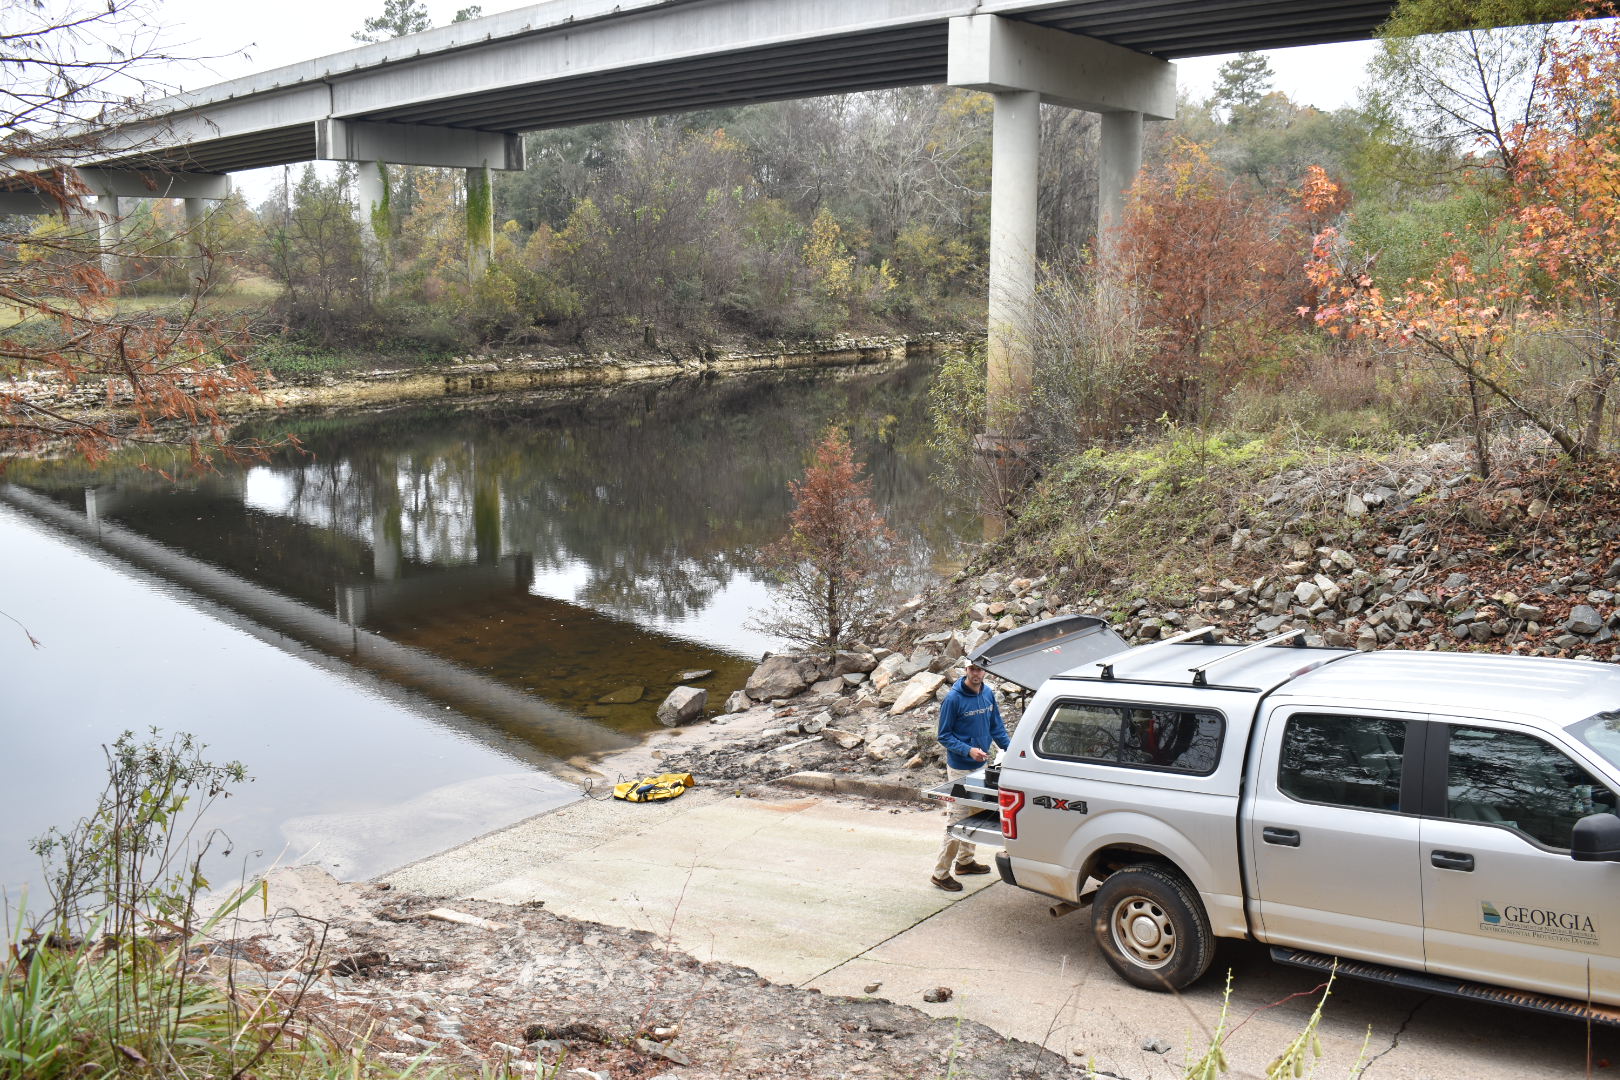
[1092, 865, 1213, 991]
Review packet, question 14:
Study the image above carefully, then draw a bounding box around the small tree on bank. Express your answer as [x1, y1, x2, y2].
[755, 427, 902, 654]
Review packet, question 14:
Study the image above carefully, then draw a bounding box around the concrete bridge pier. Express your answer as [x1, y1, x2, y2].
[466, 166, 494, 280]
[94, 192, 124, 282]
[948, 14, 1174, 434]
[76, 170, 232, 283]
[183, 197, 211, 286]
[317, 119, 522, 285]
[986, 89, 1039, 416]
[0, 169, 234, 283]
[1099, 110, 1146, 238]
[355, 159, 390, 291]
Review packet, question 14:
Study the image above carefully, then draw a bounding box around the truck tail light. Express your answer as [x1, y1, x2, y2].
[999, 787, 1025, 839]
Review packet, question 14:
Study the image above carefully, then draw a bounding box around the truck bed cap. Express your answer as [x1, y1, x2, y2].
[970, 616, 1352, 692]
[1055, 639, 1352, 692]
[969, 615, 1130, 690]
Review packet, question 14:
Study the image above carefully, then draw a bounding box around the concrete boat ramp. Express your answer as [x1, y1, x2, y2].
[384, 788, 1615, 1079]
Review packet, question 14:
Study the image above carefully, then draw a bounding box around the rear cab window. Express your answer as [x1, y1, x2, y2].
[1035, 700, 1224, 775]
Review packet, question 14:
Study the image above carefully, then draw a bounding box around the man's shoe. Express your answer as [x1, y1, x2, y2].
[931, 874, 964, 892]
[955, 860, 992, 875]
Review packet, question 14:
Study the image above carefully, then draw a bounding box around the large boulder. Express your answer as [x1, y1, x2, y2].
[1313, 574, 1342, 606]
[745, 654, 814, 701]
[890, 671, 947, 715]
[800, 710, 832, 734]
[822, 728, 865, 750]
[656, 686, 708, 726]
[869, 653, 918, 692]
[831, 650, 878, 676]
[865, 732, 907, 762]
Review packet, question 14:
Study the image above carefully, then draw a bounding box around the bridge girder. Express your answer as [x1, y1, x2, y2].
[0, 168, 231, 216]
[315, 119, 524, 172]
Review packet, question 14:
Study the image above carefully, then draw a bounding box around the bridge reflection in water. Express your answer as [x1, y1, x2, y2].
[3, 482, 755, 765]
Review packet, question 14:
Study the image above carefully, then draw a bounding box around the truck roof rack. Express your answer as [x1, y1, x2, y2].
[1096, 625, 1216, 680]
[1187, 628, 1306, 686]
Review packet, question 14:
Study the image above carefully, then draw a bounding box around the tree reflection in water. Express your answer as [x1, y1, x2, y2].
[12, 358, 970, 739]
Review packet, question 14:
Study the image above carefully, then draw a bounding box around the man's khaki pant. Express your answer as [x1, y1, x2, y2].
[933, 766, 982, 878]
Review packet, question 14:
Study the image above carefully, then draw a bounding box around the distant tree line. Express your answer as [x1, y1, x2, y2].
[247, 89, 1074, 352]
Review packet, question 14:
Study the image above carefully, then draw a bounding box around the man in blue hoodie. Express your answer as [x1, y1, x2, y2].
[932, 660, 1009, 891]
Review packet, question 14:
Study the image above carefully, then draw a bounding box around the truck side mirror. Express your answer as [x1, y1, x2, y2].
[1571, 812, 1620, 862]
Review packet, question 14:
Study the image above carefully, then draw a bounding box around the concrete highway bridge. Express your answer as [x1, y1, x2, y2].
[7, 0, 1401, 400]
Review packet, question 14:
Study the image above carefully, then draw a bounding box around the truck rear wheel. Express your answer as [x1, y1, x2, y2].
[1092, 865, 1213, 991]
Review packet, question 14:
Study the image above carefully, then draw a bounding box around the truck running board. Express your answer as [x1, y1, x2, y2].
[1270, 947, 1620, 1027]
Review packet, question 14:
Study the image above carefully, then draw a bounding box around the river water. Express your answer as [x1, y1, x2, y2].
[0, 357, 970, 906]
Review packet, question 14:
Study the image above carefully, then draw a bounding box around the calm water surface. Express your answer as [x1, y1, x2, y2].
[1, 357, 970, 901]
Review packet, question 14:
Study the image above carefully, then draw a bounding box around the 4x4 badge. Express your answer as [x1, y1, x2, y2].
[1032, 795, 1088, 813]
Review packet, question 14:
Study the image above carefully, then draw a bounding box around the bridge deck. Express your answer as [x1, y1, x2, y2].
[97, 0, 1397, 176]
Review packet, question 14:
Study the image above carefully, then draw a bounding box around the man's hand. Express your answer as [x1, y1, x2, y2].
[969, 747, 988, 762]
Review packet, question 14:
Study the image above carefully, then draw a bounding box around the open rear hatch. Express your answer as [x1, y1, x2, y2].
[968, 614, 1128, 691]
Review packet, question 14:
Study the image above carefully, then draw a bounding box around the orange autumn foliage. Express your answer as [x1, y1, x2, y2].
[1306, 10, 1620, 472]
[1109, 142, 1333, 421]
[756, 427, 901, 653]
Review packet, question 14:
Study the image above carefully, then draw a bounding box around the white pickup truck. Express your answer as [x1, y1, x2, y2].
[931, 615, 1620, 1023]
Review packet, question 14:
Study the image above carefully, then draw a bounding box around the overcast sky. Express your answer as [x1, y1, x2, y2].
[147, 0, 1380, 201]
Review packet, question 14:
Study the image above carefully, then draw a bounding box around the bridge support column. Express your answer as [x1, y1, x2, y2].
[96, 193, 123, 281]
[317, 119, 521, 288]
[986, 90, 1040, 421]
[70, 170, 231, 283]
[355, 160, 391, 294]
[947, 13, 1174, 505]
[183, 198, 209, 286]
[466, 165, 493, 280]
[1099, 110, 1145, 240]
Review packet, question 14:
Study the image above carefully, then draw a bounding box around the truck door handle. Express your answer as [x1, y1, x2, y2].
[1262, 827, 1300, 847]
[1431, 850, 1475, 872]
